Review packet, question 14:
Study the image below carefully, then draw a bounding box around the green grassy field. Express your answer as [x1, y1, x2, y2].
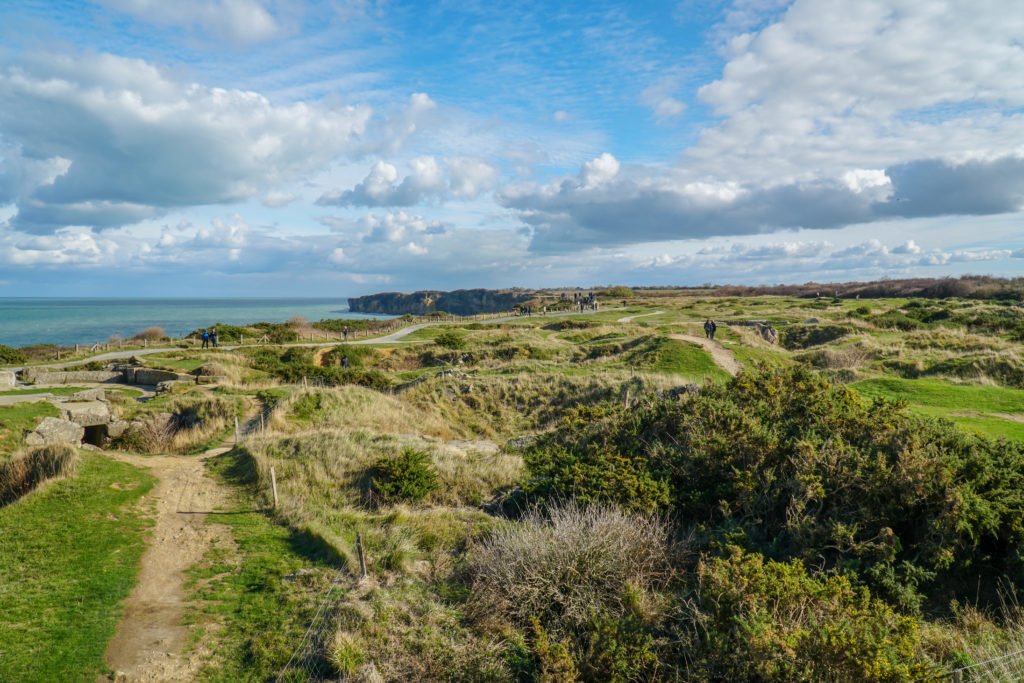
[0, 401, 60, 457]
[852, 377, 1024, 440]
[0, 452, 155, 682]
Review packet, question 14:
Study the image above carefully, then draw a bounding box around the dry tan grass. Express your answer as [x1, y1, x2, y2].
[266, 386, 456, 439]
[467, 502, 673, 631]
[0, 444, 78, 505]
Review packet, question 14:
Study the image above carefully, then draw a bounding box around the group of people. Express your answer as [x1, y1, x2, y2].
[200, 327, 219, 348]
[574, 292, 599, 311]
[703, 319, 718, 340]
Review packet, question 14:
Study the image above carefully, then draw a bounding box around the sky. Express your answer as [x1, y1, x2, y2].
[0, 0, 1022, 297]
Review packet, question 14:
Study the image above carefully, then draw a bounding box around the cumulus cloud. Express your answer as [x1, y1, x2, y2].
[0, 53, 374, 233]
[690, 0, 1024, 183]
[501, 153, 1024, 252]
[99, 0, 281, 44]
[317, 156, 499, 207]
[358, 211, 447, 243]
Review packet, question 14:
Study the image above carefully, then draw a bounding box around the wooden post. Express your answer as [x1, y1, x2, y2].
[356, 532, 368, 580]
[75, 344, 79, 353]
[260, 412, 265, 432]
[624, 388, 630, 409]
[952, 671, 962, 683]
[302, 376, 307, 389]
[270, 466, 279, 510]
[234, 416, 240, 442]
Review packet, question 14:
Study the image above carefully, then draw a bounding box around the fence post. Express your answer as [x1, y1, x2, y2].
[356, 532, 368, 580]
[952, 671, 962, 683]
[260, 412, 265, 432]
[270, 466, 279, 510]
[234, 416, 240, 442]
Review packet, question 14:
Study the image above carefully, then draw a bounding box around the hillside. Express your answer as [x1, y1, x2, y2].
[2, 289, 1024, 680]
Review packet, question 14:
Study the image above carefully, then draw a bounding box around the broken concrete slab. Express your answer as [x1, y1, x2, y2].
[59, 400, 112, 427]
[25, 417, 84, 447]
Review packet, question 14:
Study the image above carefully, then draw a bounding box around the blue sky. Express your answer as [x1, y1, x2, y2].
[0, 0, 1022, 296]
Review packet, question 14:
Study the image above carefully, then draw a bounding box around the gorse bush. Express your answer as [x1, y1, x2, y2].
[371, 447, 439, 504]
[434, 331, 467, 350]
[523, 365, 1024, 611]
[780, 324, 853, 349]
[0, 344, 27, 365]
[682, 548, 937, 682]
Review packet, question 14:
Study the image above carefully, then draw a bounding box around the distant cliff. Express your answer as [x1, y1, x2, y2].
[348, 289, 534, 316]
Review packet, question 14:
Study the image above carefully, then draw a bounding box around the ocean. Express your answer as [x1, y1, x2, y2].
[0, 298, 389, 347]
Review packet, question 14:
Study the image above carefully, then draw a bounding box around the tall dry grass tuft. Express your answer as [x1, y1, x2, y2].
[467, 502, 672, 631]
[0, 444, 79, 506]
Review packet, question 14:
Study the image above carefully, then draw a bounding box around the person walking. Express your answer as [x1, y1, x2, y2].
[709, 319, 717, 340]
[201, 329, 210, 348]
[210, 327, 218, 348]
[343, 325, 349, 342]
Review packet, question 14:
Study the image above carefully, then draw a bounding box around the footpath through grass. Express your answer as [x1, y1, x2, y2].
[188, 449, 341, 682]
[0, 452, 155, 683]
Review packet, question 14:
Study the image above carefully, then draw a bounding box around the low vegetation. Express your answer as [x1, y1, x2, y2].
[0, 444, 78, 506]
[0, 452, 155, 683]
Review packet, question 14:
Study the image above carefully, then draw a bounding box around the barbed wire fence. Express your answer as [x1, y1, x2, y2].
[950, 647, 1024, 681]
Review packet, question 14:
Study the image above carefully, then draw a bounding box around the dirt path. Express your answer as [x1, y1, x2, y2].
[617, 310, 665, 323]
[669, 334, 742, 376]
[102, 402, 260, 682]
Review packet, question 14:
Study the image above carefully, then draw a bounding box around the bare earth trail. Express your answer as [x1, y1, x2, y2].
[669, 334, 742, 376]
[101, 401, 261, 682]
[617, 310, 665, 323]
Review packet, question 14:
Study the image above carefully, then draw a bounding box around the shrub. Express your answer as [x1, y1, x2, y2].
[435, 331, 467, 350]
[0, 445, 79, 506]
[0, 344, 27, 365]
[468, 503, 671, 631]
[520, 365, 1024, 610]
[371, 447, 439, 504]
[780, 324, 853, 349]
[871, 311, 923, 331]
[132, 326, 167, 341]
[680, 548, 937, 682]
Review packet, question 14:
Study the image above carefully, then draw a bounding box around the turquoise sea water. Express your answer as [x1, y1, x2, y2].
[0, 298, 388, 347]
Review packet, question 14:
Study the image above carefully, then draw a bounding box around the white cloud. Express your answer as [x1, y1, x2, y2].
[553, 110, 571, 122]
[891, 239, 921, 254]
[98, 0, 281, 44]
[0, 52, 374, 233]
[317, 156, 499, 206]
[261, 191, 296, 207]
[579, 153, 620, 189]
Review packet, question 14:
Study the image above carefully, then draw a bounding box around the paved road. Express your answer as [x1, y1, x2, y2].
[3, 309, 625, 374]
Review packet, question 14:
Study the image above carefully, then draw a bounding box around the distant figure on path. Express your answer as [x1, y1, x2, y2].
[342, 355, 349, 368]
[343, 325, 349, 342]
[210, 327, 219, 348]
[706, 319, 718, 340]
[201, 329, 210, 348]
[704, 319, 713, 339]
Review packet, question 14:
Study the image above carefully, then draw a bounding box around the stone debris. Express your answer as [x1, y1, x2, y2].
[25, 417, 85, 447]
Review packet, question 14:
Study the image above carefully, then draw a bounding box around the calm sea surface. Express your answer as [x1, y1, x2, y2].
[0, 298, 389, 347]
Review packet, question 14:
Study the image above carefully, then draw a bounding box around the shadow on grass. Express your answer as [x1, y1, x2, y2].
[207, 446, 347, 569]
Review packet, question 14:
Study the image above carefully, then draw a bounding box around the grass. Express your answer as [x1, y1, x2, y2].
[0, 452, 155, 683]
[0, 401, 61, 457]
[190, 449, 342, 682]
[852, 377, 1024, 440]
[631, 337, 731, 382]
[0, 386, 90, 396]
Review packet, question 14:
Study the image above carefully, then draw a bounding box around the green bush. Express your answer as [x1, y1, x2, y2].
[435, 331, 467, 350]
[0, 344, 27, 365]
[780, 324, 853, 349]
[871, 311, 923, 331]
[681, 548, 937, 682]
[521, 365, 1024, 611]
[371, 447, 439, 504]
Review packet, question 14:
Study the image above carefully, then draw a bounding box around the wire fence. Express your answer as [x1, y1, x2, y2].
[950, 647, 1024, 681]
[275, 569, 348, 682]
